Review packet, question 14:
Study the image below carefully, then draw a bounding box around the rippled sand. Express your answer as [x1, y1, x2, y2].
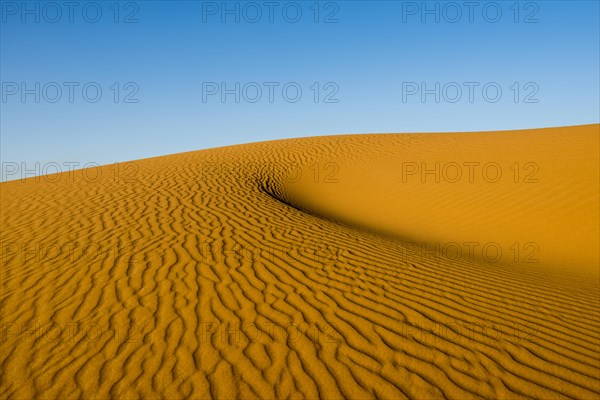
[1, 125, 599, 399]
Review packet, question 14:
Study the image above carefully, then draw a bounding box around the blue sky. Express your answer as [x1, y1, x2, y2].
[1, 1, 599, 179]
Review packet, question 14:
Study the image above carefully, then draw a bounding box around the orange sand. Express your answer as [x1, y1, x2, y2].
[1, 125, 599, 399]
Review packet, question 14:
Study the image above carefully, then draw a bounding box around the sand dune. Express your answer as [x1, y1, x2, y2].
[1, 125, 599, 399]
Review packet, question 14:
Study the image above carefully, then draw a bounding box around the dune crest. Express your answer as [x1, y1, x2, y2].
[1, 125, 599, 399]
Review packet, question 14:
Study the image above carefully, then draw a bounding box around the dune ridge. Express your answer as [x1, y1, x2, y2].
[1, 125, 599, 399]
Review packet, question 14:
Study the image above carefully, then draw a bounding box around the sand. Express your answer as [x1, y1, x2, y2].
[1, 125, 599, 399]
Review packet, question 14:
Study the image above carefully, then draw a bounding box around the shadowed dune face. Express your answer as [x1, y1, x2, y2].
[1, 125, 599, 399]
[280, 125, 600, 273]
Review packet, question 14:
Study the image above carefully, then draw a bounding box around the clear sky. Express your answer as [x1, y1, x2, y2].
[1, 1, 599, 179]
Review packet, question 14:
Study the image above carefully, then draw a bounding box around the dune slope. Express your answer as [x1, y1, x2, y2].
[1, 125, 599, 399]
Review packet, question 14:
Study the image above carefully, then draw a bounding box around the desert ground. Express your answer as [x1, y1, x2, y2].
[1, 125, 599, 399]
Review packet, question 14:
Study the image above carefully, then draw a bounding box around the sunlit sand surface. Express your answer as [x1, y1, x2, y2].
[1, 125, 598, 399]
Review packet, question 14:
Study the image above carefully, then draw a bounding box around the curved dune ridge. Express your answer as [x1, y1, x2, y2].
[1, 125, 599, 399]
